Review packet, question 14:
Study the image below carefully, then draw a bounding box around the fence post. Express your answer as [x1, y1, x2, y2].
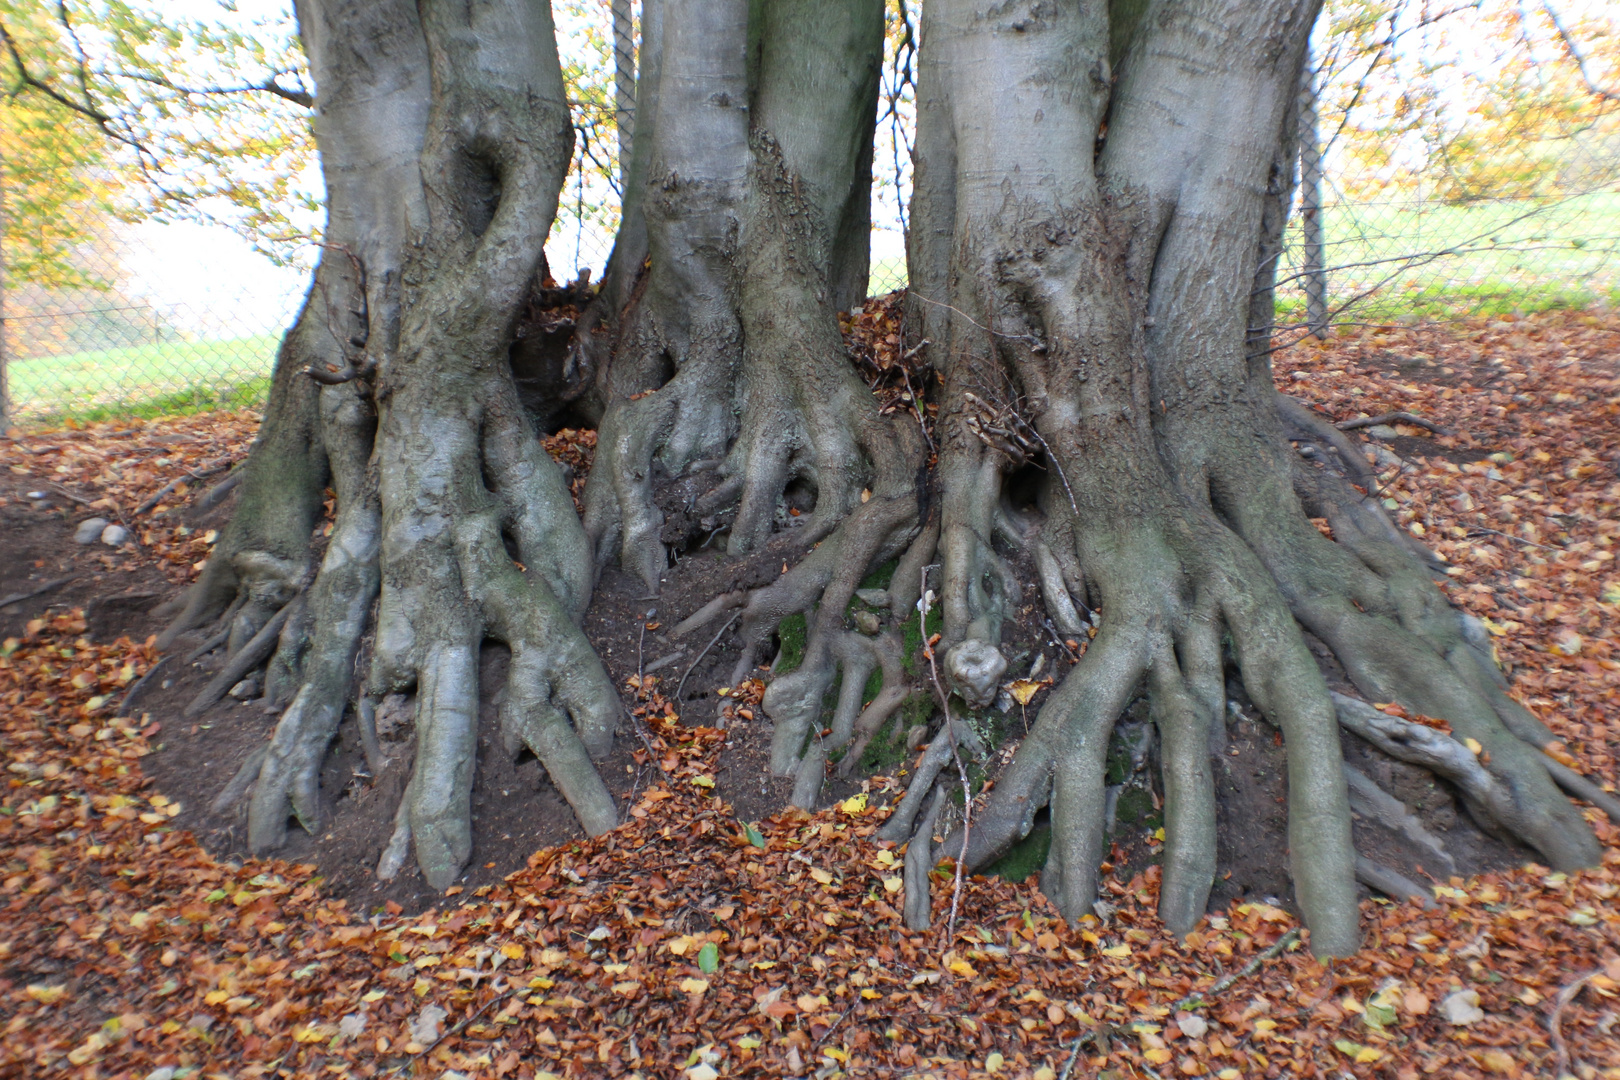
[1298, 46, 1328, 339]
[612, 0, 635, 191]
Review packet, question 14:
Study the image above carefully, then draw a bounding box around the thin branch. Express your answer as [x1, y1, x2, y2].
[1541, 1, 1620, 104]
[1336, 411, 1455, 437]
[918, 564, 972, 938]
[116, 68, 313, 108]
[1058, 928, 1303, 1080]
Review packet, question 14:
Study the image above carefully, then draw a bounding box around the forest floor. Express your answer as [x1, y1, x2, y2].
[1, 307, 1618, 1080]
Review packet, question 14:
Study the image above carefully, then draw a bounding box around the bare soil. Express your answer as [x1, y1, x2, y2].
[0, 448, 1531, 920]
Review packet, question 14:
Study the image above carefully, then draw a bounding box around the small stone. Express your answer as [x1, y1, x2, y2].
[75, 517, 110, 544]
[228, 678, 261, 700]
[855, 588, 890, 608]
[100, 524, 129, 547]
[1440, 988, 1485, 1026]
[25, 491, 45, 499]
[853, 610, 882, 636]
[1368, 424, 1399, 440]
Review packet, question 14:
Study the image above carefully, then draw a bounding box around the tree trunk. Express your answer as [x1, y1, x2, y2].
[878, 0, 1600, 957]
[583, 0, 912, 584]
[174, 0, 620, 893]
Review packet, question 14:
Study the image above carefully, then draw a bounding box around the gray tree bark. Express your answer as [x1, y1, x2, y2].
[168, 0, 617, 893]
[873, 0, 1601, 959]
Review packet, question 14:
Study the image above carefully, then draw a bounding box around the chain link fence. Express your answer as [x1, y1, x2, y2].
[3, 33, 1616, 429]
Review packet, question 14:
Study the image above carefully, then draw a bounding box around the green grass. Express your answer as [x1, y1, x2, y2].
[8, 335, 280, 426]
[1278, 190, 1620, 321]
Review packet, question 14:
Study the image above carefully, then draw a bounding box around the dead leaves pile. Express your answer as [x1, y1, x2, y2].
[2, 310, 1620, 1079]
[842, 291, 936, 432]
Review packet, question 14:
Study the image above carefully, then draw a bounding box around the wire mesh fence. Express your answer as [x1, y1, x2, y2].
[2, 13, 1616, 430]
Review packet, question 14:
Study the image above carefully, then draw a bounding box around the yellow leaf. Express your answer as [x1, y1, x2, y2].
[667, 937, 693, 956]
[26, 984, 67, 1005]
[205, 990, 229, 1005]
[691, 774, 715, 788]
[679, 978, 710, 994]
[1143, 1048, 1173, 1065]
[612, 982, 640, 995]
[500, 944, 526, 960]
[796, 994, 827, 1014]
[1464, 737, 1483, 755]
[362, 989, 387, 1003]
[1007, 679, 1042, 706]
[810, 868, 834, 885]
[1101, 944, 1131, 958]
[874, 849, 896, 867]
[860, 988, 880, 1000]
[949, 959, 978, 978]
[825, 1048, 849, 1063]
[985, 1051, 1006, 1072]
[883, 875, 903, 894]
[751, 961, 777, 970]
[839, 793, 868, 814]
[737, 1036, 762, 1049]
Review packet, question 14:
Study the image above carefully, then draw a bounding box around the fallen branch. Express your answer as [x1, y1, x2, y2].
[919, 563, 972, 938]
[136, 461, 230, 515]
[115, 654, 172, 718]
[47, 482, 95, 506]
[1337, 411, 1455, 437]
[675, 611, 739, 702]
[1548, 968, 1598, 1079]
[1467, 525, 1562, 553]
[0, 575, 74, 610]
[402, 984, 513, 1069]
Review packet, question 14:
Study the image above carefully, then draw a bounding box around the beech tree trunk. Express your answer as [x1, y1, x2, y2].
[172, 0, 616, 892]
[876, 0, 1601, 956]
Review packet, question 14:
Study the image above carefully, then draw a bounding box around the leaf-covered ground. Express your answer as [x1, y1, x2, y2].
[2, 311, 1619, 1080]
